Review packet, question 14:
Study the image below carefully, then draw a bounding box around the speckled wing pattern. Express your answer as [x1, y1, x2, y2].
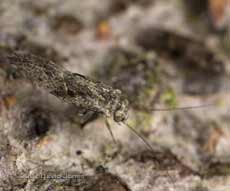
[2, 52, 129, 121]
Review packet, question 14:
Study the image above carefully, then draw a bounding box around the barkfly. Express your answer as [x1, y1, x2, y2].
[1, 51, 213, 189]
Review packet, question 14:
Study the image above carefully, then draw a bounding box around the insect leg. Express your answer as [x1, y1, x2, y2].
[148, 103, 215, 112]
[79, 111, 100, 128]
[105, 118, 117, 144]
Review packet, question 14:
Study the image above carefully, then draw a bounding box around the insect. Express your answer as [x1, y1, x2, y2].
[2, 51, 129, 120]
[1, 51, 214, 190]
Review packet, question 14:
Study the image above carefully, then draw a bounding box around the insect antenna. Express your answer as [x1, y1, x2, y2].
[121, 103, 214, 155]
[121, 103, 215, 190]
[146, 103, 215, 112]
[122, 121, 155, 153]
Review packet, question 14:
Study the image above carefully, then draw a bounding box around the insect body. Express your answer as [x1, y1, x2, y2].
[2, 52, 129, 123]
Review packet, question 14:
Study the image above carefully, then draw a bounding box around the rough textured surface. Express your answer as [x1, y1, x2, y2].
[0, 0, 230, 191]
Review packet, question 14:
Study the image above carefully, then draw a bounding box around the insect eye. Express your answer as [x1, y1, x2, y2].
[114, 101, 128, 122]
[114, 110, 126, 122]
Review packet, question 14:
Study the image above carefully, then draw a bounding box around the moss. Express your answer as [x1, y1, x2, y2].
[134, 111, 154, 131]
[160, 88, 177, 108]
